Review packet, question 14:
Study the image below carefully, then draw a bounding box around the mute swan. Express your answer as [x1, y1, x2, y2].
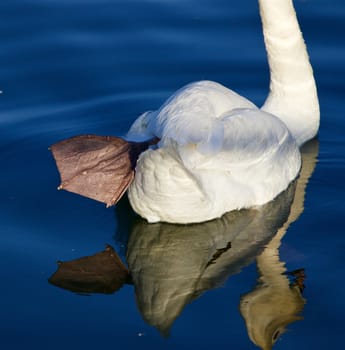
[51, 0, 319, 224]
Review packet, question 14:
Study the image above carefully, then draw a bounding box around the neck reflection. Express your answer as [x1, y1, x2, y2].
[240, 140, 318, 349]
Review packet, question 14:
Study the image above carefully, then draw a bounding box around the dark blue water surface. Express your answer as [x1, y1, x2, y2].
[1, 0, 344, 349]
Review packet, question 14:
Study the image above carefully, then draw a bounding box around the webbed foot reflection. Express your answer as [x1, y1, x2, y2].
[49, 245, 130, 294]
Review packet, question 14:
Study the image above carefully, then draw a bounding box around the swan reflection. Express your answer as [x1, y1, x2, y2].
[127, 184, 295, 335]
[49, 140, 318, 348]
[126, 140, 318, 341]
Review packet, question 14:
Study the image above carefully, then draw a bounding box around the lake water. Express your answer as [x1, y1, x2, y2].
[1, 0, 344, 349]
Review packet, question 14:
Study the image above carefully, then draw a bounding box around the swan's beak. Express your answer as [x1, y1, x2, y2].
[50, 135, 159, 207]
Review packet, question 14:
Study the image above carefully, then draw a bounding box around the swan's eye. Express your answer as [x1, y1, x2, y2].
[272, 330, 280, 342]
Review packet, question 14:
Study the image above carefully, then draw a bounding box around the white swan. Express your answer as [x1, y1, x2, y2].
[125, 0, 319, 223]
[51, 0, 319, 224]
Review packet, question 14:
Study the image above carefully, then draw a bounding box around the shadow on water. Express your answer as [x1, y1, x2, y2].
[49, 139, 318, 349]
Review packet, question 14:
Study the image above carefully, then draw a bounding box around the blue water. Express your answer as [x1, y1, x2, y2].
[1, 0, 344, 349]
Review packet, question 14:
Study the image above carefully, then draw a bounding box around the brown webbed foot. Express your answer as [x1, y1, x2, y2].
[50, 135, 159, 206]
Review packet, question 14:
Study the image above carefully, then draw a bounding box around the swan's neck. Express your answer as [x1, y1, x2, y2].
[259, 0, 319, 146]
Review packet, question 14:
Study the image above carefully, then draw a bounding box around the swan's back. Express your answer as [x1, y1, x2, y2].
[127, 81, 256, 146]
[153, 81, 257, 146]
